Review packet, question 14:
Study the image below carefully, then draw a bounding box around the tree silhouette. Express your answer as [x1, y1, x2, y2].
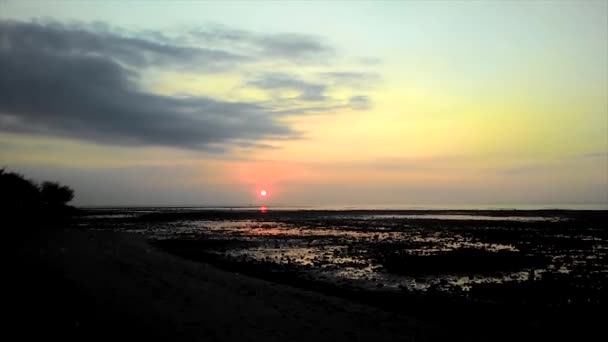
[1, 168, 75, 211]
[40, 181, 74, 206]
[0, 169, 41, 210]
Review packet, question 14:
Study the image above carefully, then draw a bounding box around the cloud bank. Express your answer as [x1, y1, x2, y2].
[0, 20, 379, 151]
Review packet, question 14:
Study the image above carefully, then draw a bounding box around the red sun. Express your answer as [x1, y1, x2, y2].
[260, 189, 267, 197]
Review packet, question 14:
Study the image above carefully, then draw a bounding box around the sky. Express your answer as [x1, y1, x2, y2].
[1, 0, 607, 207]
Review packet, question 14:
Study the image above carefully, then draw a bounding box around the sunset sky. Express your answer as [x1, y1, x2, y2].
[1, 0, 606, 207]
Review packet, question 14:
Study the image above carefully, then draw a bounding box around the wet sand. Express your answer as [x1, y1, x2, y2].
[8, 229, 432, 342]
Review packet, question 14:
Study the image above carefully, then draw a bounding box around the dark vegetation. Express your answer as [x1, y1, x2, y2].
[1, 168, 76, 227]
[4, 169, 87, 340]
[6, 171, 165, 341]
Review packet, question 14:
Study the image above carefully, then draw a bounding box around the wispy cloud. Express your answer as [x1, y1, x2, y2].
[319, 71, 381, 89]
[246, 73, 328, 102]
[188, 26, 334, 63]
[576, 152, 608, 159]
[245, 72, 377, 114]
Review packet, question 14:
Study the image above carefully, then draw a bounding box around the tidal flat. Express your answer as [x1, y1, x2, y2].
[74, 208, 608, 339]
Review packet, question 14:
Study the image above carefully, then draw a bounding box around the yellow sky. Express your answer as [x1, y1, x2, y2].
[1, 1, 606, 206]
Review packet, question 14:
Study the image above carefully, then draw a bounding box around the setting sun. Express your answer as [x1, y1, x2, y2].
[260, 190, 267, 197]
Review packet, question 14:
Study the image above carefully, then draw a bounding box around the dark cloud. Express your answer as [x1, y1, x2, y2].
[0, 20, 296, 151]
[0, 20, 378, 151]
[246, 73, 328, 102]
[0, 20, 249, 71]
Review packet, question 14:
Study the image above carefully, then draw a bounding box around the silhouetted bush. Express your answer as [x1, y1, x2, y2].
[1, 168, 76, 225]
[0, 169, 42, 210]
[40, 181, 74, 206]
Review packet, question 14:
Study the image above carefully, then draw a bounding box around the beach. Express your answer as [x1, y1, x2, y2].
[8, 228, 430, 342]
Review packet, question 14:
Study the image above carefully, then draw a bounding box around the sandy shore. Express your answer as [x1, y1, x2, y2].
[9, 229, 434, 341]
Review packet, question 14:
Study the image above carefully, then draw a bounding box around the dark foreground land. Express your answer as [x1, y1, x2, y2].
[8, 228, 430, 342]
[7, 209, 608, 341]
